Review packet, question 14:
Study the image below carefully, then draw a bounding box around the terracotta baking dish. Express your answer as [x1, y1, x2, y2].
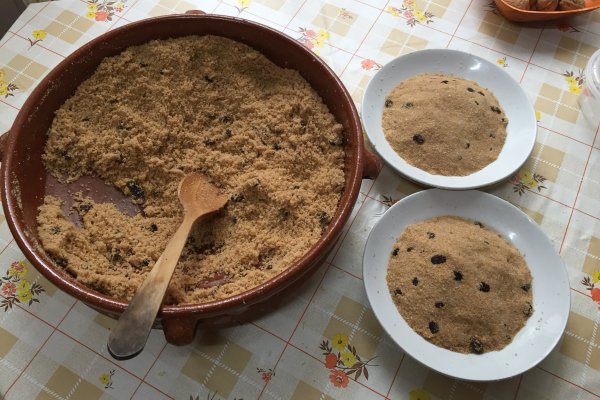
[494, 0, 600, 22]
[0, 12, 380, 345]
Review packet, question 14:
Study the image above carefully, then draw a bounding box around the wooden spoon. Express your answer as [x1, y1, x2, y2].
[107, 173, 228, 360]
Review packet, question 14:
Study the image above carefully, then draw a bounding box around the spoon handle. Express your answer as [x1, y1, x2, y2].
[107, 213, 197, 360]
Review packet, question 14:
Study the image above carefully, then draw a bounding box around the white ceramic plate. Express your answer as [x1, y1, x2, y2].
[363, 189, 570, 381]
[362, 49, 537, 190]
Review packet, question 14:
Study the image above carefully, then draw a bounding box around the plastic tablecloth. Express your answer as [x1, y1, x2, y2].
[0, 0, 599, 399]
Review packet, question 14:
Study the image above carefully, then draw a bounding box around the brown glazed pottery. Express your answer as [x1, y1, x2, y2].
[494, 0, 600, 22]
[0, 12, 380, 345]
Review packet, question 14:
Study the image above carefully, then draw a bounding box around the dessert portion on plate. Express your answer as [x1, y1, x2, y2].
[363, 189, 570, 381]
[382, 73, 508, 177]
[361, 49, 537, 190]
[386, 216, 533, 354]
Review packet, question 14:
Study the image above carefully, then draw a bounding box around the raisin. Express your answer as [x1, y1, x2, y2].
[478, 91, 485, 96]
[474, 221, 484, 228]
[220, 115, 234, 124]
[403, 102, 414, 109]
[318, 212, 330, 224]
[467, 87, 474, 92]
[435, 301, 445, 308]
[392, 248, 400, 256]
[412, 134, 425, 144]
[149, 223, 158, 232]
[50, 226, 61, 235]
[407, 247, 414, 252]
[141, 259, 150, 267]
[479, 282, 490, 292]
[431, 255, 446, 264]
[490, 106, 501, 114]
[385, 99, 394, 107]
[203, 138, 216, 146]
[59, 150, 72, 161]
[54, 257, 68, 268]
[427, 232, 435, 239]
[204, 75, 214, 83]
[231, 193, 244, 202]
[279, 208, 290, 220]
[412, 277, 419, 286]
[441, 80, 449, 84]
[273, 143, 282, 150]
[79, 203, 92, 213]
[300, 118, 308, 130]
[521, 283, 531, 292]
[224, 129, 233, 137]
[126, 181, 144, 199]
[523, 302, 533, 316]
[394, 288, 403, 295]
[474, 100, 479, 105]
[470, 336, 484, 354]
[489, 133, 496, 138]
[429, 321, 439, 334]
[110, 248, 121, 263]
[453, 271, 463, 281]
[465, 142, 470, 149]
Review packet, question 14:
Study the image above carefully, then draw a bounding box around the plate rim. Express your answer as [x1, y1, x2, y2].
[361, 48, 537, 190]
[362, 189, 571, 381]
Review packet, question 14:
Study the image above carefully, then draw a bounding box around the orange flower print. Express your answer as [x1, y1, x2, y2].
[86, 0, 126, 22]
[2, 282, 16, 296]
[325, 353, 337, 369]
[511, 170, 547, 196]
[257, 367, 274, 383]
[95, 11, 108, 21]
[305, 29, 317, 39]
[1, 259, 45, 311]
[582, 276, 600, 310]
[329, 369, 349, 388]
[319, 335, 377, 385]
[297, 28, 329, 55]
[361, 59, 382, 71]
[557, 22, 579, 32]
[261, 372, 272, 383]
[361, 59, 375, 69]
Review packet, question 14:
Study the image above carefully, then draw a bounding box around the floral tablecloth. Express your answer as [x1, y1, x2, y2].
[0, 0, 599, 399]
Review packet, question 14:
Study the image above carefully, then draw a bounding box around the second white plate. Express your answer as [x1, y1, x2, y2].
[362, 49, 537, 190]
[363, 189, 570, 381]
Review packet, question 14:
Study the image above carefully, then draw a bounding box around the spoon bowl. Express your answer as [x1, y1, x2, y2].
[107, 173, 228, 360]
